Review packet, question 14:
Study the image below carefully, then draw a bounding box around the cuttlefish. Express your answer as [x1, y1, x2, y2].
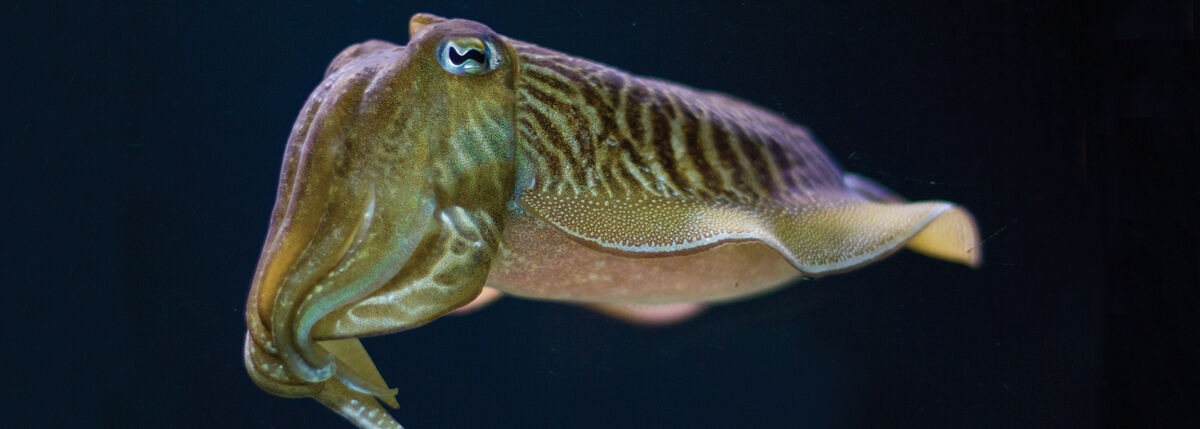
[243, 13, 980, 429]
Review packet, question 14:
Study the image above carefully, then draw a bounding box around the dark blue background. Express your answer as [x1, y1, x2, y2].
[6, 1, 1197, 428]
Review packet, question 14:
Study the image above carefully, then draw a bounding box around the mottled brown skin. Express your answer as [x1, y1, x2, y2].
[244, 13, 981, 429]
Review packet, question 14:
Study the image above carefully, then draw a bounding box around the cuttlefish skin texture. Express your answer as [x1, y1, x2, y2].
[244, 13, 981, 429]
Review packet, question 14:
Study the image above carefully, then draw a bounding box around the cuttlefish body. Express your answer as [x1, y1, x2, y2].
[244, 13, 981, 429]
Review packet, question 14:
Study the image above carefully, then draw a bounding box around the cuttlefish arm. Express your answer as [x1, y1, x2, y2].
[245, 15, 515, 429]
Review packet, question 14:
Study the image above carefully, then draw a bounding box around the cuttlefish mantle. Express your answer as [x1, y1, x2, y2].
[243, 13, 981, 429]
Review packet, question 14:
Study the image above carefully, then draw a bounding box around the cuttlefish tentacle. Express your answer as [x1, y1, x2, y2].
[245, 13, 981, 429]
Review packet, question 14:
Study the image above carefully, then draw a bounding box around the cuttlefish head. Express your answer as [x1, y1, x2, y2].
[243, 14, 518, 425]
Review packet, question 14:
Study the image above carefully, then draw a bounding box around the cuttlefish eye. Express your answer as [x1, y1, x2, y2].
[436, 36, 502, 76]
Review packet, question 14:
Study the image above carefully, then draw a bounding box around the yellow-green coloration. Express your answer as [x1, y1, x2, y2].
[244, 13, 982, 429]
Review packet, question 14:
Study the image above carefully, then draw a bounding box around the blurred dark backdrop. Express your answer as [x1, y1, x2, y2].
[4, 1, 1197, 428]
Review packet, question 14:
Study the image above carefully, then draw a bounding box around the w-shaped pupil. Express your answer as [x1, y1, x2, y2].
[448, 46, 487, 66]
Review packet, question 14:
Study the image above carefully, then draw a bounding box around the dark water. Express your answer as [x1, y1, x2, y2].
[7, 1, 1197, 428]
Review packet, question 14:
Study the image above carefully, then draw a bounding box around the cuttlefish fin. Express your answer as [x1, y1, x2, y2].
[903, 206, 981, 266]
[764, 199, 980, 274]
[518, 187, 979, 276]
[588, 303, 707, 326]
[842, 173, 982, 267]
